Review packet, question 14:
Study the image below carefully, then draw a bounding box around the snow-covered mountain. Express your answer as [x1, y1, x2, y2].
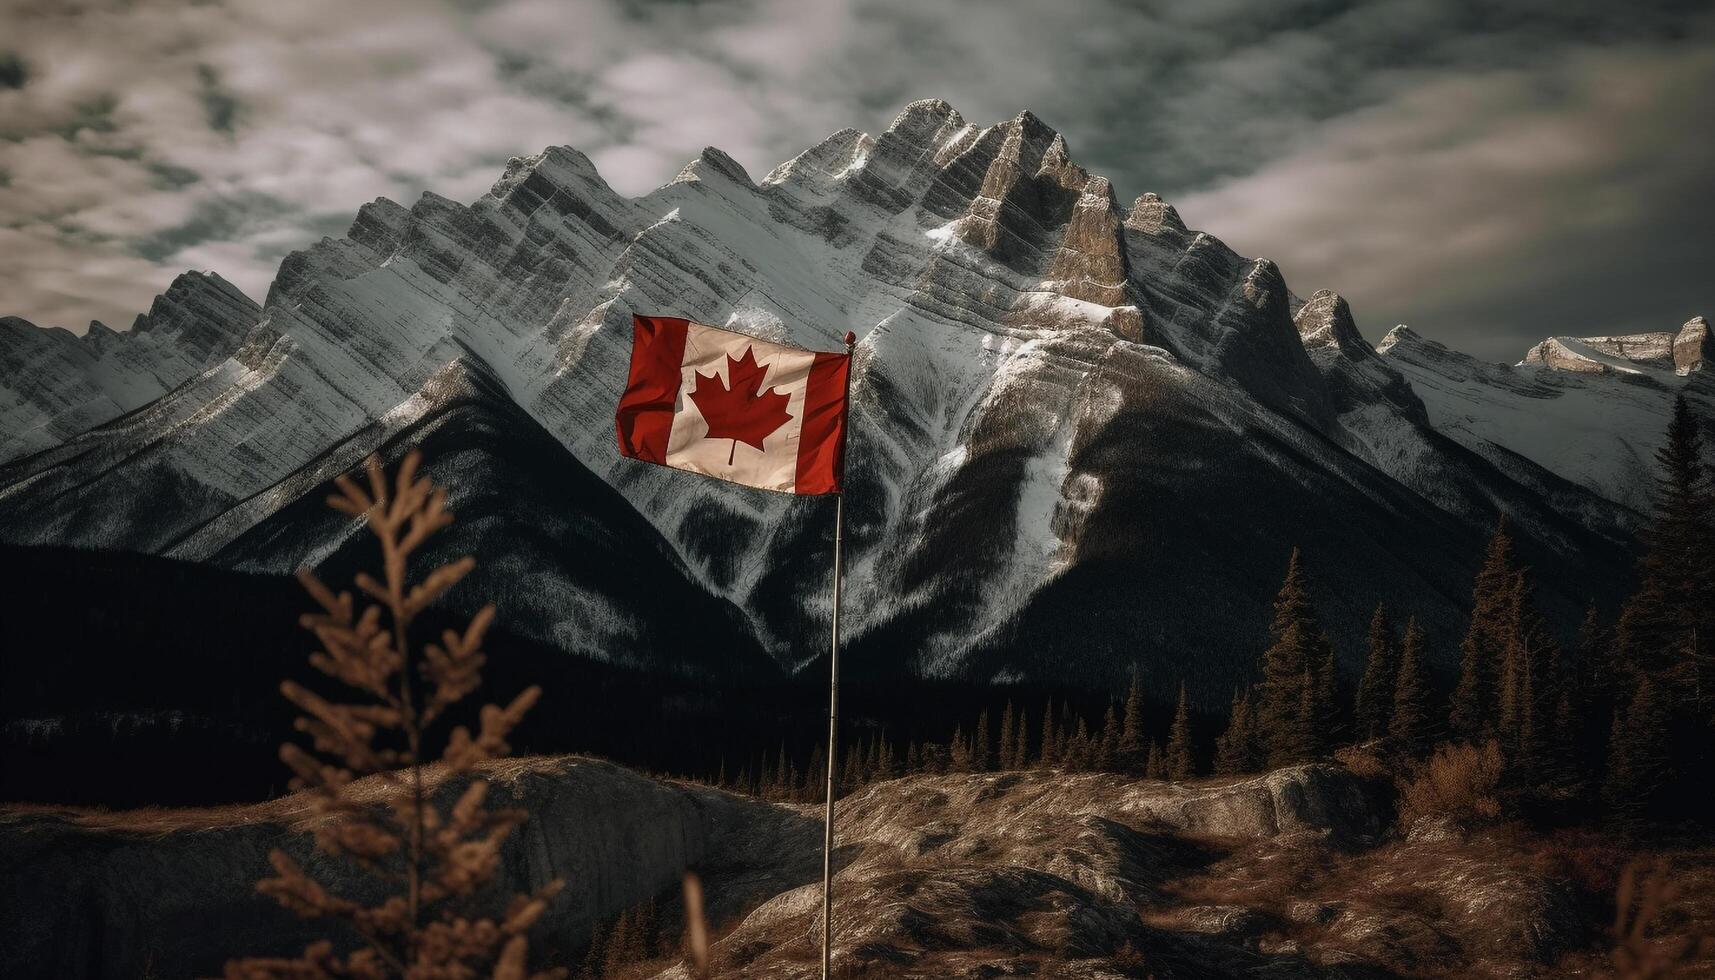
[1377, 316, 1711, 518]
[0, 101, 1705, 701]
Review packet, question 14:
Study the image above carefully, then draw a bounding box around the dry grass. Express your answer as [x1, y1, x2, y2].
[1397, 741, 1505, 831]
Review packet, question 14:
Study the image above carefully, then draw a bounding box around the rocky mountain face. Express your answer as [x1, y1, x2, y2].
[0, 271, 258, 462]
[0, 100, 1707, 699]
[3, 756, 1662, 978]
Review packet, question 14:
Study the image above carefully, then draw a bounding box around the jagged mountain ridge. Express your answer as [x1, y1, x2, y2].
[0, 100, 1700, 699]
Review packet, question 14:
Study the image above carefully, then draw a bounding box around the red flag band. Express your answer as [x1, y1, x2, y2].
[616, 315, 851, 495]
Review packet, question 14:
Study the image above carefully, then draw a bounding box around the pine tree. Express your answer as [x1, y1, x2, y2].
[1389, 616, 1435, 757]
[1355, 603, 1399, 741]
[1616, 395, 1715, 716]
[1313, 637, 1341, 749]
[604, 908, 638, 976]
[1097, 704, 1120, 772]
[582, 921, 607, 980]
[1214, 688, 1260, 775]
[998, 701, 1017, 770]
[1576, 604, 1617, 704]
[842, 742, 863, 791]
[1065, 716, 1093, 771]
[1038, 699, 1059, 767]
[1497, 568, 1560, 784]
[807, 744, 826, 800]
[1119, 667, 1147, 774]
[1165, 683, 1194, 779]
[973, 710, 992, 772]
[1603, 678, 1673, 828]
[1145, 741, 1166, 779]
[1013, 707, 1031, 770]
[1451, 518, 1516, 740]
[1257, 548, 1328, 767]
[225, 451, 560, 980]
[636, 900, 660, 959]
[948, 724, 971, 772]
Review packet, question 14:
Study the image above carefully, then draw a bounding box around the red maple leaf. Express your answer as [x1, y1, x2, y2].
[688, 346, 793, 464]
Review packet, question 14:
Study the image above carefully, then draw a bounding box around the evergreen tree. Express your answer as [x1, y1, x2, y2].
[998, 701, 1017, 770]
[1014, 707, 1031, 770]
[1313, 638, 1341, 749]
[1497, 568, 1560, 783]
[1097, 704, 1120, 772]
[1038, 700, 1059, 767]
[973, 710, 992, 772]
[1576, 604, 1617, 707]
[1065, 716, 1093, 771]
[637, 899, 660, 958]
[1214, 688, 1261, 775]
[1119, 667, 1147, 774]
[1616, 395, 1715, 715]
[949, 724, 971, 772]
[582, 921, 607, 980]
[842, 742, 863, 791]
[1257, 548, 1329, 766]
[807, 744, 826, 799]
[906, 741, 921, 774]
[1451, 518, 1517, 740]
[1355, 603, 1399, 741]
[1603, 678, 1673, 828]
[1166, 683, 1194, 779]
[1145, 741, 1166, 779]
[1389, 616, 1435, 757]
[768, 743, 789, 800]
[604, 908, 639, 975]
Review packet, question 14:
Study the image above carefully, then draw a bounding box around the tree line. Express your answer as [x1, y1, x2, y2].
[700, 396, 1715, 833]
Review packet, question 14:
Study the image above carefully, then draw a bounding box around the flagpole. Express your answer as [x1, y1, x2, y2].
[820, 331, 855, 980]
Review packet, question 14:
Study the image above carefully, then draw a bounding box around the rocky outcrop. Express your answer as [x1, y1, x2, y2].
[2, 757, 1642, 979]
[1676, 315, 1710, 374]
[0, 757, 819, 979]
[1522, 332, 1677, 372]
[1293, 289, 1367, 355]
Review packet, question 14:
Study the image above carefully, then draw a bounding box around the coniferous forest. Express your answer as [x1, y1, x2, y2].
[7, 397, 1713, 842]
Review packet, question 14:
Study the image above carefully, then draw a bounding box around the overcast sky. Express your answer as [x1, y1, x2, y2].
[1, 0, 1710, 361]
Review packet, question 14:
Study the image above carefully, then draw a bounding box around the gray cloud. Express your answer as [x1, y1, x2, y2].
[0, 0, 1708, 364]
[0, 52, 25, 90]
[194, 64, 244, 136]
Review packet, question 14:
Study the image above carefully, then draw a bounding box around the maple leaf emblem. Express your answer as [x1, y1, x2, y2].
[688, 346, 793, 464]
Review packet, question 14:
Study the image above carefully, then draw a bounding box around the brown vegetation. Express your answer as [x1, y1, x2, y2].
[225, 451, 562, 979]
[1396, 741, 1506, 832]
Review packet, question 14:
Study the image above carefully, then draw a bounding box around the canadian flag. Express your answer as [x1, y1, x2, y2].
[615, 315, 852, 495]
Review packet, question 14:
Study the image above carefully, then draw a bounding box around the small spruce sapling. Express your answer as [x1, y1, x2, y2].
[225, 451, 562, 980]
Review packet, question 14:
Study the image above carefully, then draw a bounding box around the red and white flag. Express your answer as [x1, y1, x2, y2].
[615, 315, 852, 495]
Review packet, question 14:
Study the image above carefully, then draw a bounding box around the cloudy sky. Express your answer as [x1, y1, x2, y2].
[1, 0, 1710, 360]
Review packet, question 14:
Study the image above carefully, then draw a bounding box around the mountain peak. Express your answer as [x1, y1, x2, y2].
[1294, 289, 1370, 356]
[1376, 324, 1421, 354]
[130, 271, 258, 342]
[1125, 193, 1187, 236]
[673, 146, 755, 188]
[888, 98, 966, 144]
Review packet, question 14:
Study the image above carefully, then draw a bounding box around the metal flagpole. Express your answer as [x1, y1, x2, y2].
[820, 331, 855, 980]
